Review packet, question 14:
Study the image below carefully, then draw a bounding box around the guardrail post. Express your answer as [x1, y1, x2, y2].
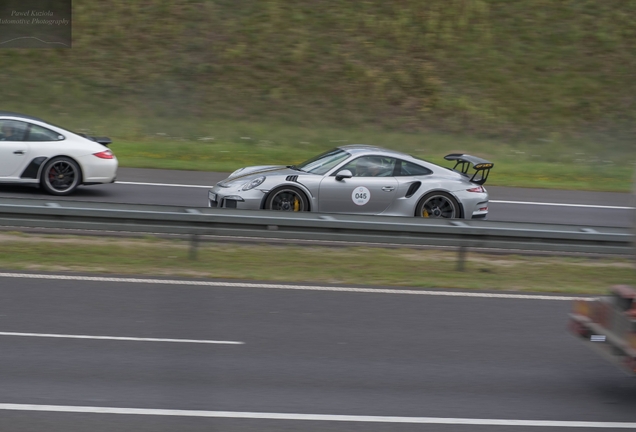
[457, 245, 467, 271]
[189, 233, 200, 261]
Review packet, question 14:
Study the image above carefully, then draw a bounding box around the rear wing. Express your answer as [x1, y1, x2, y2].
[78, 133, 112, 147]
[444, 154, 494, 185]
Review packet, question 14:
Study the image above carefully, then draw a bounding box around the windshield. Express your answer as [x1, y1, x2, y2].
[296, 148, 351, 175]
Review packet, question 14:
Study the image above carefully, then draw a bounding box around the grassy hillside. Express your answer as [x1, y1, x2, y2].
[0, 0, 634, 188]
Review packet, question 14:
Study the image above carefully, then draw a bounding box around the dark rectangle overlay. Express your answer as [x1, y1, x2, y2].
[0, 0, 71, 48]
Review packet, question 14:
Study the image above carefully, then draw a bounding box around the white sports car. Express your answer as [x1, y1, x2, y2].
[0, 111, 118, 195]
[208, 145, 493, 219]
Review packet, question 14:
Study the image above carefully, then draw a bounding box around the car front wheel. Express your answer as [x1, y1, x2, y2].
[265, 186, 309, 212]
[416, 192, 460, 219]
[41, 157, 82, 196]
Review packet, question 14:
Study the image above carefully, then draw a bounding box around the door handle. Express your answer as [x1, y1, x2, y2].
[381, 186, 395, 192]
[13, 150, 25, 155]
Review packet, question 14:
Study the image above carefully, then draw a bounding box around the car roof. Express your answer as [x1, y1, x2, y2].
[338, 144, 413, 159]
[0, 111, 46, 122]
[336, 144, 452, 174]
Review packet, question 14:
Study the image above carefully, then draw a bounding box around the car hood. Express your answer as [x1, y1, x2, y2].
[220, 165, 300, 186]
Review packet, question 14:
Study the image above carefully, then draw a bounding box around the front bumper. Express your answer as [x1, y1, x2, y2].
[208, 187, 265, 210]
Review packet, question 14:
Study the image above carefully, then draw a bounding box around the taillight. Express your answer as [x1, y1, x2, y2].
[93, 150, 114, 159]
[466, 186, 485, 193]
[573, 299, 590, 317]
[628, 333, 636, 350]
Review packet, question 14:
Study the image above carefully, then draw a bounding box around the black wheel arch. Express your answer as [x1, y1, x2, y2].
[414, 189, 463, 218]
[262, 184, 312, 211]
[38, 155, 84, 184]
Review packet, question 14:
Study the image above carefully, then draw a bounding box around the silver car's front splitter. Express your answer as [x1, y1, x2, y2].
[208, 187, 265, 210]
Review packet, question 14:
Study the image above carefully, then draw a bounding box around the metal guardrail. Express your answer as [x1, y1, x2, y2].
[0, 197, 631, 256]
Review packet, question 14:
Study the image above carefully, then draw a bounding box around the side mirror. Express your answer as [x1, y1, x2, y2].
[335, 169, 353, 181]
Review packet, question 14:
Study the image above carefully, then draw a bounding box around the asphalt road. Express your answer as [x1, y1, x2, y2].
[0, 168, 633, 227]
[0, 273, 635, 431]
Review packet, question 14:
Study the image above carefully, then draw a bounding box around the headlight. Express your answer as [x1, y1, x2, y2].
[242, 176, 266, 191]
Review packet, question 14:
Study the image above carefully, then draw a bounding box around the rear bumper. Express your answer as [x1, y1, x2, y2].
[77, 154, 118, 184]
[452, 189, 489, 219]
[569, 309, 636, 376]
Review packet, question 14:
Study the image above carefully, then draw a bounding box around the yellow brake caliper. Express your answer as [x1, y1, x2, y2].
[294, 197, 300, 211]
[422, 209, 429, 217]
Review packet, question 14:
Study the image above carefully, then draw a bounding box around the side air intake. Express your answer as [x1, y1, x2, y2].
[286, 175, 298, 182]
[405, 182, 421, 198]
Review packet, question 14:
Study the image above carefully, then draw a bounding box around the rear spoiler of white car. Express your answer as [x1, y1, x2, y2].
[79, 133, 112, 146]
[444, 154, 494, 185]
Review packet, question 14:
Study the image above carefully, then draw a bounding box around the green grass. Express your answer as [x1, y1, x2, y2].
[1, 233, 633, 294]
[1, 1, 635, 191]
[2, 1, 636, 141]
[100, 118, 634, 192]
[42, 113, 635, 192]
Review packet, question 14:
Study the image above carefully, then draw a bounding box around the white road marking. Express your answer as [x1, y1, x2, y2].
[0, 404, 634, 428]
[0, 332, 243, 345]
[490, 200, 633, 210]
[116, 181, 633, 210]
[0, 272, 590, 301]
[116, 181, 214, 189]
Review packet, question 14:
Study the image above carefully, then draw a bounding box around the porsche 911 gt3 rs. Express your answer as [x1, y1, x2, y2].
[0, 111, 118, 195]
[208, 145, 493, 219]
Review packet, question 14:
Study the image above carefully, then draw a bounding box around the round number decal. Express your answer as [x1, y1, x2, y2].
[352, 186, 371, 206]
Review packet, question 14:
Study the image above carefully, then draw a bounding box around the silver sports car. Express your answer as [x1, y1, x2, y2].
[208, 145, 493, 219]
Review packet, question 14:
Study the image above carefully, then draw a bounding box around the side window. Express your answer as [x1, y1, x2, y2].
[341, 156, 396, 177]
[0, 120, 29, 142]
[396, 160, 432, 176]
[26, 124, 65, 142]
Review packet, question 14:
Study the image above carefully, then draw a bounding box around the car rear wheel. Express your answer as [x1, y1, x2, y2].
[416, 192, 460, 219]
[41, 157, 82, 196]
[265, 186, 309, 212]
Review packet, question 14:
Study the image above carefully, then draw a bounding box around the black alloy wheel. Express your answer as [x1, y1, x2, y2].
[416, 192, 460, 219]
[265, 186, 309, 212]
[41, 157, 81, 196]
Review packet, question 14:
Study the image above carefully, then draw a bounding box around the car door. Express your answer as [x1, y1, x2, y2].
[318, 156, 398, 215]
[0, 120, 29, 178]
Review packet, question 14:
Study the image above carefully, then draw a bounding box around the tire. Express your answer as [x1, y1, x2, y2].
[265, 186, 309, 212]
[416, 191, 460, 219]
[41, 157, 82, 196]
